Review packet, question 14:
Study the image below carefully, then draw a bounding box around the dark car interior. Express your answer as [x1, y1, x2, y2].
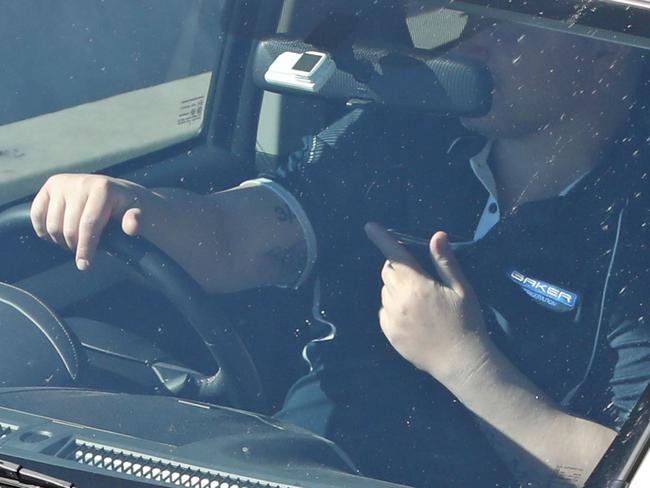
[1, 1, 650, 487]
[0, 0, 493, 415]
[0, 2, 466, 487]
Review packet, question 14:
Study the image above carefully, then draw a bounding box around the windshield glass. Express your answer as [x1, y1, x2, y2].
[1, 1, 650, 488]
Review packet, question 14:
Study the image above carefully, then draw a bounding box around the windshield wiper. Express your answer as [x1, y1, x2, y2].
[0, 459, 73, 488]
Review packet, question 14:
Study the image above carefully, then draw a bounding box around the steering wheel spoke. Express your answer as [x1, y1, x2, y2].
[0, 203, 266, 412]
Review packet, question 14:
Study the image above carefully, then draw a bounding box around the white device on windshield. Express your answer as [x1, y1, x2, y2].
[264, 50, 336, 93]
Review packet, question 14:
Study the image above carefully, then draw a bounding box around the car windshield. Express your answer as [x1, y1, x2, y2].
[1, 1, 650, 488]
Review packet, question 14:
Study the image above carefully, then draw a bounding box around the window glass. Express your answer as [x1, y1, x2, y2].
[0, 0, 226, 205]
[0, 1, 649, 488]
[0, 0, 224, 125]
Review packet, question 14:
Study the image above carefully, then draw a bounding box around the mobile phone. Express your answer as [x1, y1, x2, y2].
[385, 229, 437, 276]
[386, 229, 470, 277]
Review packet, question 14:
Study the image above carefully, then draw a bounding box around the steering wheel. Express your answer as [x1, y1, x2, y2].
[0, 202, 266, 411]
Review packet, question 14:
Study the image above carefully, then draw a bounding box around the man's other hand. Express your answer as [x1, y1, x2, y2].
[365, 222, 490, 382]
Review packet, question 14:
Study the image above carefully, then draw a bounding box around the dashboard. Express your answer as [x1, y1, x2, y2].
[0, 388, 409, 488]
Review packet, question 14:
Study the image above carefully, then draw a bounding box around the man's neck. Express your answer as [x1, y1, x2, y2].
[490, 116, 618, 213]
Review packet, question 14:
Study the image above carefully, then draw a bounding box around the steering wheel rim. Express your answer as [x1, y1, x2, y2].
[0, 202, 266, 411]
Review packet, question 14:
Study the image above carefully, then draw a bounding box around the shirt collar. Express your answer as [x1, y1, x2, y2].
[468, 139, 497, 198]
[467, 139, 590, 201]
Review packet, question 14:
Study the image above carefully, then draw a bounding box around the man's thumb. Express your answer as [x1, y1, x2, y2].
[121, 208, 142, 236]
[429, 231, 467, 294]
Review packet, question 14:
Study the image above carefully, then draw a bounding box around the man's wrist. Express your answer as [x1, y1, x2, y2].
[426, 331, 497, 392]
[119, 186, 173, 238]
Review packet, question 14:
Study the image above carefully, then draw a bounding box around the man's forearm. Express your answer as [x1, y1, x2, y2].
[30, 174, 306, 292]
[134, 185, 307, 293]
[366, 227, 616, 486]
[132, 187, 238, 292]
[433, 339, 617, 487]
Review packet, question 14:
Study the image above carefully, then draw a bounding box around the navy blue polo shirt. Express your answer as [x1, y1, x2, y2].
[255, 108, 650, 434]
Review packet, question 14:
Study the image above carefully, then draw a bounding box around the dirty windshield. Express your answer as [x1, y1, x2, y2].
[0, 1, 649, 488]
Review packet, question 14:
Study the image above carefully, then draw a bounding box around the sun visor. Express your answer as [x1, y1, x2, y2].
[252, 35, 493, 116]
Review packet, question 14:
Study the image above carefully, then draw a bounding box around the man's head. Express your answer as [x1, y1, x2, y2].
[452, 17, 643, 139]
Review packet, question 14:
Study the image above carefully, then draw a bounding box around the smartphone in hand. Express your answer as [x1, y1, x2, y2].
[386, 229, 471, 278]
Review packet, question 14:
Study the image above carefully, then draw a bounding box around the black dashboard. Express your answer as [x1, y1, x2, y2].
[0, 388, 410, 488]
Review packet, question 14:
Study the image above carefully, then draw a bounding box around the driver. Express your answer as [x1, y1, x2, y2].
[29, 13, 650, 488]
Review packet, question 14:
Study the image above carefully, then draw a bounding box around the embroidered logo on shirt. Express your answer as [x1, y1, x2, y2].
[508, 270, 579, 312]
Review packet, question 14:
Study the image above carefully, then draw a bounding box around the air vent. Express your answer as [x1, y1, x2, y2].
[0, 423, 16, 440]
[66, 440, 300, 488]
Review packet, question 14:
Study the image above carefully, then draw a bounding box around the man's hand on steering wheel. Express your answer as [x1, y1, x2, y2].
[30, 174, 157, 271]
[24, 174, 267, 409]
